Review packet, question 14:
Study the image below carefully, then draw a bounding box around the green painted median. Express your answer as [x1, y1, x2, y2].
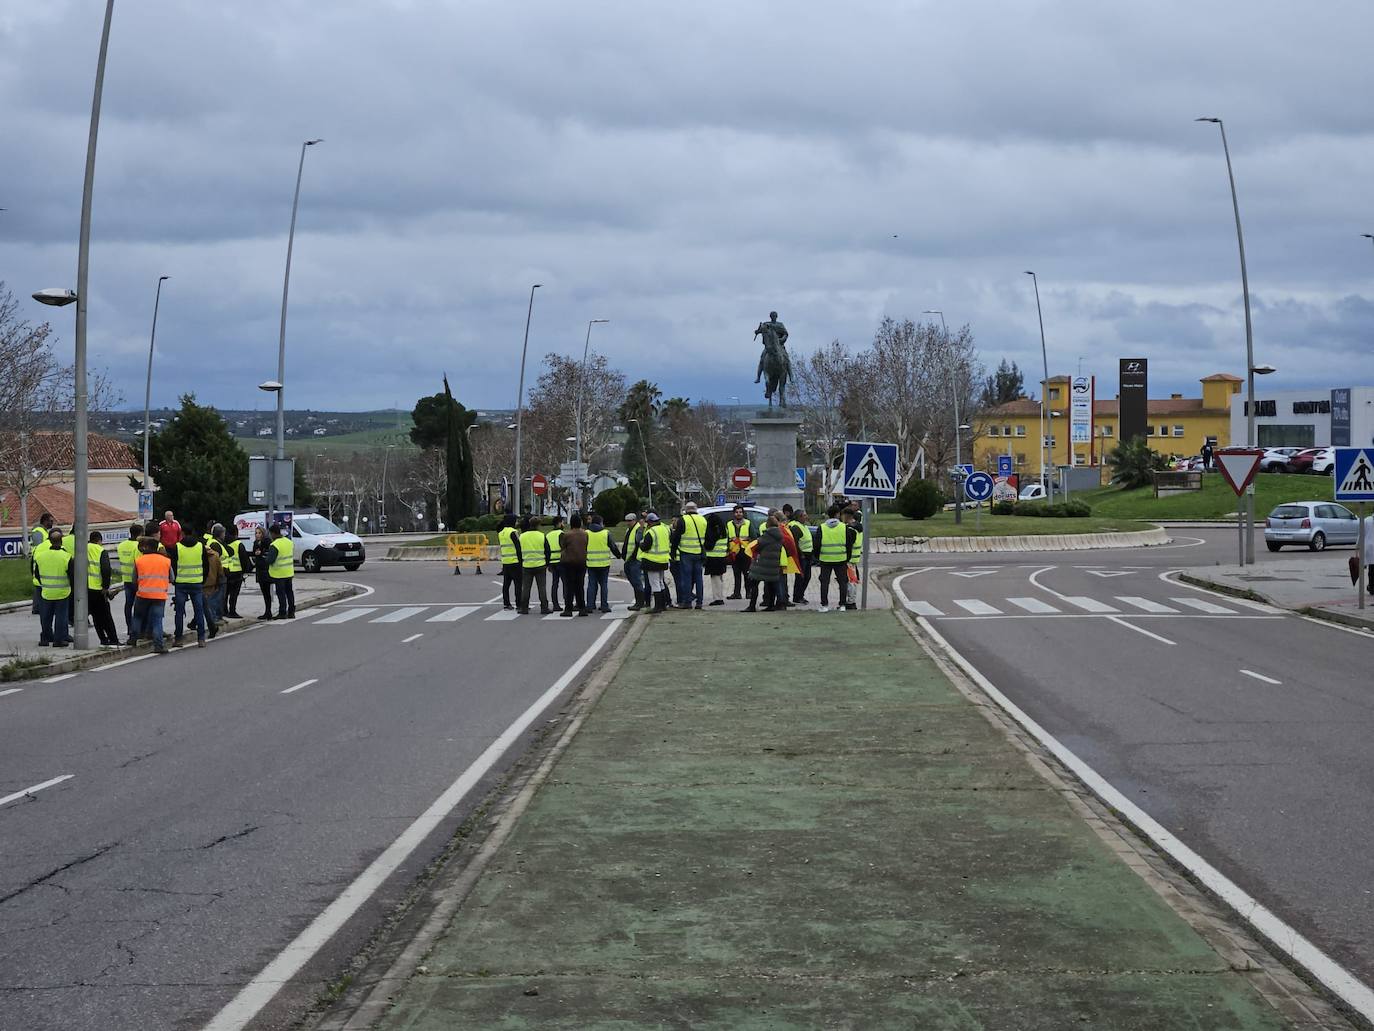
[378, 612, 1293, 1029]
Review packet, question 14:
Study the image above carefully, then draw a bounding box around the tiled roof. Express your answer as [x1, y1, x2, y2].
[983, 397, 1224, 418]
[0, 484, 136, 527]
[1200, 373, 1243, 382]
[0, 431, 139, 471]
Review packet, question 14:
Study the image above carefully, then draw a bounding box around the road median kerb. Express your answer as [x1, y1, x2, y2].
[874, 525, 1169, 553]
[1176, 571, 1374, 635]
[0, 580, 365, 682]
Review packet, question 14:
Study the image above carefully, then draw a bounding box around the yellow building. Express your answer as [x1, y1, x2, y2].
[973, 373, 1242, 473]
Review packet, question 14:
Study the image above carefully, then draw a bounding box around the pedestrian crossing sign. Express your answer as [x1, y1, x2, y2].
[842, 441, 899, 499]
[1334, 447, 1374, 502]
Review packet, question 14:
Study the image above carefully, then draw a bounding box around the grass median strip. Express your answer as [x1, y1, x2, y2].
[376, 613, 1300, 1030]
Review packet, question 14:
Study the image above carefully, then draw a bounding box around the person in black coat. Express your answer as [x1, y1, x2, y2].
[249, 525, 275, 620]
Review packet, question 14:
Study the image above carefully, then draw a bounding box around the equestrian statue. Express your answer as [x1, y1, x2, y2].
[753, 310, 791, 408]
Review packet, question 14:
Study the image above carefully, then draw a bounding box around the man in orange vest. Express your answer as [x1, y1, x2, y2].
[130, 536, 172, 654]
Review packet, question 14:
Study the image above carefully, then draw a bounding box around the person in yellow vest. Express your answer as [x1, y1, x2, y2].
[268, 522, 296, 620]
[517, 515, 552, 615]
[842, 506, 862, 611]
[725, 505, 755, 599]
[703, 513, 730, 606]
[116, 523, 143, 644]
[33, 527, 74, 647]
[816, 505, 858, 612]
[638, 512, 674, 614]
[130, 535, 172, 653]
[497, 514, 522, 610]
[621, 512, 648, 611]
[671, 501, 708, 609]
[85, 530, 120, 647]
[202, 524, 228, 634]
[171, 530, 209, 647]
[29, 513, 55, 615]
[785, 507, 814, 606]
[545, 515, 566, 612]
[585, 513, 619, 614]
[221, 524, 247, 619]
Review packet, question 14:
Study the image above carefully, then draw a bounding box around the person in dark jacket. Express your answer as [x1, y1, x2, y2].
[87, 530, 121, 646]
[558, 512, 589, 617]
[703, 513, 729, 606]
[249, 525, 275, 620]
[224, 528, 247, 618]
[745, 516, 784, 613]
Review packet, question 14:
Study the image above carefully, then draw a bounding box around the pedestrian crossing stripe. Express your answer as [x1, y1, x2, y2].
[309, 604, 632, 625]
[1335, 448, 1374, 499]
[903, 596, 1255, 618]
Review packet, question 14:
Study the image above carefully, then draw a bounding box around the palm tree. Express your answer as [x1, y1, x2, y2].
[618, 379, 662, 427]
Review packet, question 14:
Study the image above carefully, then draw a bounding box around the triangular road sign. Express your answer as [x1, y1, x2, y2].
[1217, 449, 1263, 496]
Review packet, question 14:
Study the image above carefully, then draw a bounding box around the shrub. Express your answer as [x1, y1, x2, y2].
[456, 517, 480, 532]
[1107, 437, 1166, 489]
[991, 500, 1016, 516]
[475, 514, 501, 531]
[897, 478, 945, 520]
[1010, 500, 1092, 518]
[592, 484, 640, 526]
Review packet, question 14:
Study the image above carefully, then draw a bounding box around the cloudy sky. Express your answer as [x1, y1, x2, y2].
[2, 0, 1371, 415]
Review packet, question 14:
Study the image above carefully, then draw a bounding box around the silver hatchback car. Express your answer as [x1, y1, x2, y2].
[1264, 501, 1359, 552]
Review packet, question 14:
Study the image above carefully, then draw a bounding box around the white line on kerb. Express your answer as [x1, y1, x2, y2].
[401, 633, 423, 644]
[280, 679, 319, 695]
[1239, 669, 1282, 685]
[909, 612, 1374, 1023]
[0, 774, 74, 809]
[0, 688, 24, 698]
[42, 673, 78, 684]
[203, 619, 625, 1031]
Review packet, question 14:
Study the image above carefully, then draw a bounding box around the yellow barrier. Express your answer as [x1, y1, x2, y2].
[446, 533, 487, 575]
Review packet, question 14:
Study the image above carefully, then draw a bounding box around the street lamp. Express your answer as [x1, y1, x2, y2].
[380, 443, 397, 533]
[1024, 272, 1053, 503]
[142, 275, 169, 491]
[1196, 116, 1257, 564]
[925, 309, 968, 521]
[574, 318, 609, 509]
[513, 283, 541, 515]
[268, 137, 323, 528]
[28, 0, 116, 652]
[628, 416, 653, 510]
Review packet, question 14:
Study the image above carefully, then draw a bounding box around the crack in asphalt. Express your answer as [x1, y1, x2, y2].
[0, 844, 117, 908]
[197, 825, 259, 850]
[117, 751, 158, 769]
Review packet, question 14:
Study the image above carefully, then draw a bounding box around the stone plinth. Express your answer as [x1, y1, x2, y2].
[748, 414, 803, 513]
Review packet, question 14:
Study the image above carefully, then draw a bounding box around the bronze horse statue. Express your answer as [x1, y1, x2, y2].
[753, 314, 790, 408]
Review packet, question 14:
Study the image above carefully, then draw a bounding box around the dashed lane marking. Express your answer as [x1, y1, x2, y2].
[401, 633, 424, 643]
[1240, 669, 1282, 685]
[281, 679, 318, 695]
[0, 688, 23, 698]
[0, 774, 74, 809]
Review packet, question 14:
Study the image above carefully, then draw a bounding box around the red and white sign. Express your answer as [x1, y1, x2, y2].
[1216, 449, 1263, 496]
[731, 467, 754, 490]
[531, 473, 548, 496]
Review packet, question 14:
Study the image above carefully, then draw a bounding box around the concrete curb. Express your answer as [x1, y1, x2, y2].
[1177, 572, 1374, 635]
[873, 526, 1170, 553]
[0, 581, 366, 683]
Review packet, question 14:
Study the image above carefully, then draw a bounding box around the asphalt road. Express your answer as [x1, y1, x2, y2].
[0, 561, 632, 1031]
[890, 527, 1374, 995]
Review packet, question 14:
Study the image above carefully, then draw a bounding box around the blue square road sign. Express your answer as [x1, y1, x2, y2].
[842, 441, 899, 499]
[1334, 447, 1374, 502]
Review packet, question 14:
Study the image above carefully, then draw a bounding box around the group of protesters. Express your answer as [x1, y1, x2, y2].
[28, 508, 295, 653]
[494, 498, 864, 617]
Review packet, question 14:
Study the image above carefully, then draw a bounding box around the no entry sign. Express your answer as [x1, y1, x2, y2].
[531, 474, 548, 496]
[731, 467, 754, 490]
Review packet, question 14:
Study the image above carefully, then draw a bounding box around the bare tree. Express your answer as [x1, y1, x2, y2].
[525, 352, 628, 475]
[792, 339, 854, 496]
[404, 447, 447, 529]
[470, 422, 515, 505]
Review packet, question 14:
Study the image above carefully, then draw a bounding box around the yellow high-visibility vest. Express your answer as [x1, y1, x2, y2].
[269, 537, 294, 579]
[35, 546, 72, 601]
[818, 522, 849, 563]
[498, 526, 519, 565]
[586, 529, 612, 568]
[545, 528, 564, 563]
[518, 530, 547, 569]
[677, 513, 707, 555]
[116, 538, 140, 585]
[175, 541, 205, 585]
[87, 542, 104, 590]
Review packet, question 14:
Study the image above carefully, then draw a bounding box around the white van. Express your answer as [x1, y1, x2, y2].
[232, 509, 366, 572]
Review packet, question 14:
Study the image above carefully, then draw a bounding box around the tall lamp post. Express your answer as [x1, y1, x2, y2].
[924, 309, 966, 522]
[512, 283, 541, 516]
[574, 318, 608, 509]
[267, 138, 323, 526]
[30, 0, 117, 651]
[1024, 271, 1053, 503]
[379, 443, 397, 532]
[1196, 117, 1258, 564]
[629, 417, 653, 510]
[142, 275, 169, 489]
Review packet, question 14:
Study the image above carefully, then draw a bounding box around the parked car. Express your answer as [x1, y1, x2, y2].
[1309, 447, 1336, 475]
[1284, 448, 1326, 475]
[1018, 483, 1047, 501]
[232, 508, 366, 571]
[1258, 447, 1304, 473]
[1263, 501, 1359, 552]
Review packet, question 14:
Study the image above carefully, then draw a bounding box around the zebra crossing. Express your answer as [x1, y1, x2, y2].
[905, 595, 1256, 618]
[311, 603, 632, 626]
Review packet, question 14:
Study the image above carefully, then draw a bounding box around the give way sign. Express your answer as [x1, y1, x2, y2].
[1216, 449, 1263, 496]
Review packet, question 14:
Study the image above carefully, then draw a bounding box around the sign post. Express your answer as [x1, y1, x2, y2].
[964, 472, 993, 536]
[1334, 447, 1374, 610]
[842, 441, 899, 610]
[1216, 449, 1263, 566]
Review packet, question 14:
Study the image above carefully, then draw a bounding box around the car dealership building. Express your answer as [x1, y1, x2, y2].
[1228, 387, 1374, 449]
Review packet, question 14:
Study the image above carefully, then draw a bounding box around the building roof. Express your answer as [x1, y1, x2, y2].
[983, 396, 1222, 419]
[1200, 373, 1243, 382]
[0, 484, 136, 527]
[0, 431, 139, 471]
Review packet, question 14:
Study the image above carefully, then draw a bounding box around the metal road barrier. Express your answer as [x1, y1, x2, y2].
[446, 533, 487, 575]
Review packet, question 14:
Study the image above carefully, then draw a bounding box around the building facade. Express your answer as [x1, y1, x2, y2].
[974, 373, 1242, 474]
[1227, 387, 1374, 449]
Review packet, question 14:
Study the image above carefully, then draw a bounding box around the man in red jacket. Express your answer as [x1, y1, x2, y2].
[158, 511, 182, 551]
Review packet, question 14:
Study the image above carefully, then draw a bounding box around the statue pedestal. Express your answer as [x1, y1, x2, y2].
[748, 415, 803, 513]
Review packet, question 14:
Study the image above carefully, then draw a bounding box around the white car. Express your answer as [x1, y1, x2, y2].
[1018, 483, 1047, 501]
[232, 509, 366, 572]
[1259, 447, 1303, 473]
[1309, 447, 1336, 475]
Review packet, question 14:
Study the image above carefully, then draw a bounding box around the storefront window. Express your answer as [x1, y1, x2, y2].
[1257, 425, 1316, 447]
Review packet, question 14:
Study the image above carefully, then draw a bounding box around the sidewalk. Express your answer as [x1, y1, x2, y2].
[1179, 558, 1374, 632]
[365, 611, 1328, 1030]
[0, 575, 355, 679]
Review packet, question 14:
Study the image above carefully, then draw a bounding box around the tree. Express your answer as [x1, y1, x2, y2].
[618, 380, 662, 497]
[525, 352, 628, 477]
[980, 359, 1025, 407]
[409, 393, 455, 450]
[1106, 437, 1165, 489]
[443, 375, 478, 523]
[592, 484, 639, 526]
[469, 423, 514, 506]
[147, 395, 250, 531]
[897, 478, 945, 520]
[792, 339, 854, 496]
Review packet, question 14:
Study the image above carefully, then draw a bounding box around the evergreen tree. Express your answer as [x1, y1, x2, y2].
[147, 395, 250, 530]
[980, 359, 1025, 407]
[442, 378, 477, 522]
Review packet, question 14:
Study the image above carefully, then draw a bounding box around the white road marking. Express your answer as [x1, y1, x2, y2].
[316, 581, 376, 607]
[1239, 669, 1282, 685]
[0, 688, 23, 698]
[94, 653, 155, 671]
[372, 607, 428, 623]
[1107, 615, 1177, 645]
[401, 633, 423, 643]
[910, 615, 1374, 1023]
[42, 673, 78, 684]
[280, 679, 319, 695]
[1006, 597, 1059, 614]
[203, 620, 625, 1031]
[485, 610, 520, 622]
[315, 607, 375, 625]
[904, 600, 944, 617]
[953, 599, 1001, 615]
[601, 608, 631, 620]
[1172, 597, 1236, 615]
[1086, 569, 1136, 578]
[1062, 596, 1117, 613]
[542, 612, 563, 621]
[1160, 571, 1278, 613]
[1117, 596, 1180, 614]
[0, 774, 74, 809]
[950, 569, 998, 578]
[426, 606, 479, 622]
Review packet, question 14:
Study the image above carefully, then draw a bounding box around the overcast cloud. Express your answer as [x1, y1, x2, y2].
[2, 0, 1371, 414]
